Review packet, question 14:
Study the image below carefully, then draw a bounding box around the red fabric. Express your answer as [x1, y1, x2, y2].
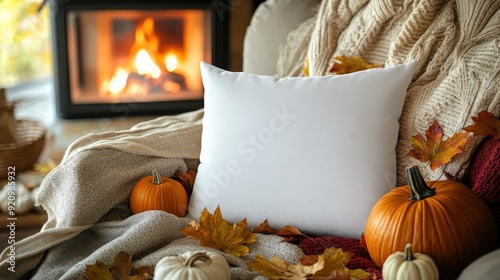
[468, 136, 500, 246]
[469, 136, 500, 204]
[299, 236, 382, 280]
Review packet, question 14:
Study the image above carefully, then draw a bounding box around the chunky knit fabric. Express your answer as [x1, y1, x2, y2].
[277, 0, 500, 185]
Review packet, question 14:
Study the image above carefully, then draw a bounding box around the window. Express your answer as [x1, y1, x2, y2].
[0, 0, 52, 87]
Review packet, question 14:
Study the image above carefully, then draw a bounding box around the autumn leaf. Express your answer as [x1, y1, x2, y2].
[463, 111, 500, 139]
[329, 56, 382, 75]
[110, 251, 133, 279]
[83, 261, 113, 280]
[248, 255, 310, 279]
[407, 120, 468, 170]
[181, 205, 256, 257]
[308, 248, 351, 278]
[253, 220, 313, 243]
[275, 226, 312, 243]
[253, 219, 277, 234]
[359, 233, 367, 252]
[131, 266, 155, 279]
[248, 247, 371, 280]
[81, 252, 153, 280]
[172, 169, 197, 197]
[325, 266, 352, 280]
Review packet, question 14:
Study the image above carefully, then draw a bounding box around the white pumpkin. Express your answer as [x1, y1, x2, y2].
[457, 248, 500, 280]
[154, 251, 231, 280]
[382, 243, 439, 280]
[0, 182, 34, 215]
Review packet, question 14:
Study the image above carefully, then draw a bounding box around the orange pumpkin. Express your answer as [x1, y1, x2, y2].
[364, 165, 497, 279]
[129, 170, 188, 217]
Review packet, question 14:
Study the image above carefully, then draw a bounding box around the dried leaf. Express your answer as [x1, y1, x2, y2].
[253, 219, 277, 234]
[248, 247, 370, 280]
[110, 251, 133, 279]
[316, 248, 370, 279]
[463, 111, 500, 139]
[325, 266, 351, 280]
[407, 120, 468, 170]
[253, 221, 313, 243]
[82, 252, 153, 280]
[359, 233, 367, 252]
[329, 56, 382, 75]
[172, 169, 197, 197]
[310, 248, 351, 278]
[275, 225, 311, 243]
[130, 266, 155, 280]
[300, 255, 319, 266]
[181, 205, 256, 257]
[83, 261, 113, 280]
[248, 255, 317, 280]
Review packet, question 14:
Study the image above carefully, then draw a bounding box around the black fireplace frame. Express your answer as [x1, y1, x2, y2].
[50, 0, 229, 119]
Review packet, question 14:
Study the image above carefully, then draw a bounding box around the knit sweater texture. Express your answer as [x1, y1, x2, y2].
[277, 0, 500, 185]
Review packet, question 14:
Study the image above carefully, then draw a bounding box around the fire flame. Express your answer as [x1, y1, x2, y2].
[104, 17, 180, 95]
[135, 49, 161, 79]
[108, 68, 128, 95]
[165, 54, 178, 72]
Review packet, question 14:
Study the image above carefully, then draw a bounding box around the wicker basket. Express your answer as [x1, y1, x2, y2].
[0, 119, 46, 178]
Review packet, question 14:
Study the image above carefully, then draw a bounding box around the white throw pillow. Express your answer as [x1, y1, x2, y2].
[188, 61, 416, 238]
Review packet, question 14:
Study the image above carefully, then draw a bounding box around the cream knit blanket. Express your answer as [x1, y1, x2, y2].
[278, 0, 500, 185]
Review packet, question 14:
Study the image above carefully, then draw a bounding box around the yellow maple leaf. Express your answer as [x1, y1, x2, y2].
[82, 261, 113, 280]
[248, 247, 371, 280]
[248, 255, 312, 279]
[81, 251, 153, 280]
[180, 205, 256, 257]
[329, 56, 382, 75]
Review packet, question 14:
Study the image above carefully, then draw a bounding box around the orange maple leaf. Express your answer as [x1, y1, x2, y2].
[253, 219, 277, 234]
[407, 120, 468, 170]
[180, 205, 256, 257]
[253, 220, 312, 243]
[463, 111, 500, 139]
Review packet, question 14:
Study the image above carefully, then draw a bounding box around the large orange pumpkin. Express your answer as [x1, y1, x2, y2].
[129, 170, 188, 217]
[364, 165, 497, 279]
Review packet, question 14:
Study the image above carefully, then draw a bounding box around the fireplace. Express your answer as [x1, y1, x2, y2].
[50, 0, 229, 118]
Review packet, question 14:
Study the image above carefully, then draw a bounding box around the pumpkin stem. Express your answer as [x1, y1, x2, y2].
[183, 252, 213, 268]
[406, 165, 435, 200]
[404, 243, 415, 261]
[152, 170, 163, 185]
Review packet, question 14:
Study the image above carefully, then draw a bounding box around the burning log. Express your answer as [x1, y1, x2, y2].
[126, 71, 186, 94]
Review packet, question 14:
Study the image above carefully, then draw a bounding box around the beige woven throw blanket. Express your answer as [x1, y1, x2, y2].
[278, 0, 500, 185]
[0, 109, 303, 279]
[0, 0, 498, 279]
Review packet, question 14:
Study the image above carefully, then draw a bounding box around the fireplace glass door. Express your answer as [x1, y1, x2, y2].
[51, 0, 227, 118]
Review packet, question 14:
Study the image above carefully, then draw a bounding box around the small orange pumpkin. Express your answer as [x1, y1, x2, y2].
[364, 165, 497, 279]
[129, 170, 188, 217]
